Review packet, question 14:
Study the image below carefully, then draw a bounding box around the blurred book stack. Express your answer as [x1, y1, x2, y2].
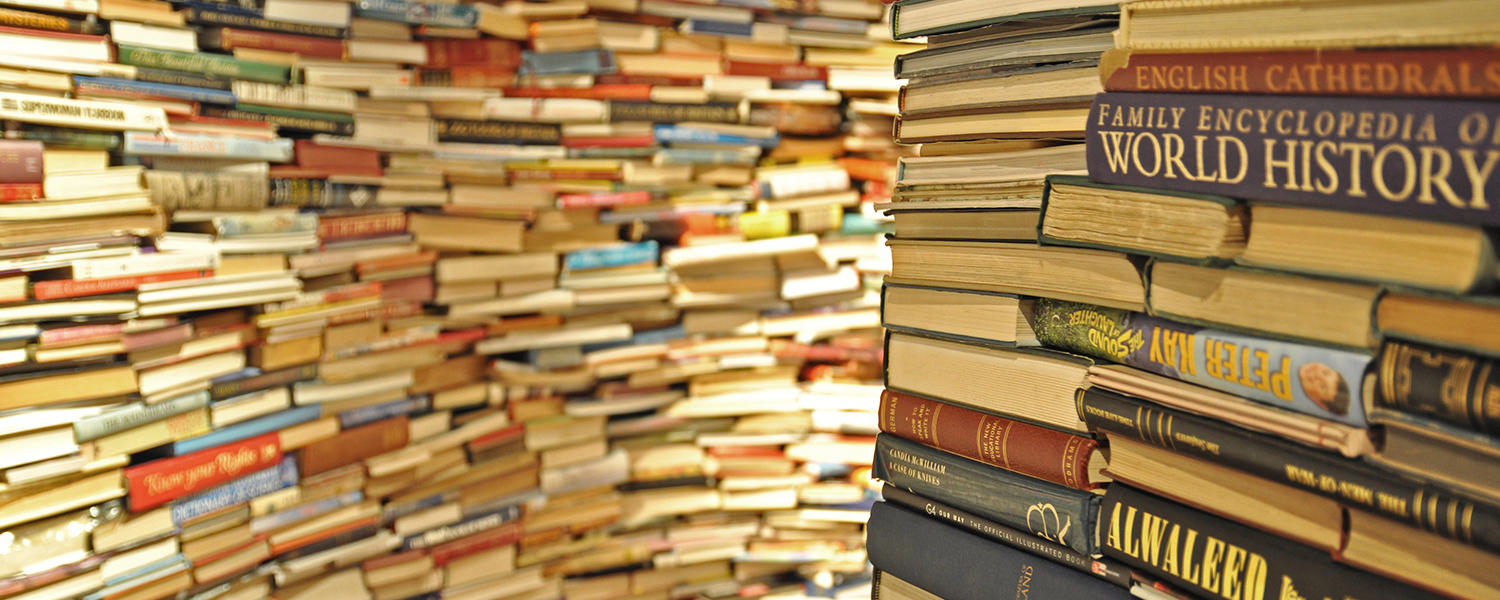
[868, 0, 1500, 599]
[0, 0, 919, 599]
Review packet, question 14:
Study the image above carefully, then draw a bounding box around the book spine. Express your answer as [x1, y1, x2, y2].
[433, 119, 561, 144]
[725, 60, 826, 81]
[353, 0, 477, 27]
[401, 503, 522, 550]
[0, 140, 41, 183]
[1374, 339, 1500, 436]
[609, 100, 741, 124]
[269, 178, 378, 207]
[184, 7, 347, 38]
[275, 524, 379, 561]
[170, 456, 298, 525]
[870, 433, 1099, 556]
[171, 405, 320, 455]
[299, 415, 409, 477]
[201, 106, 354, 136]
[73, 75, 237, 105]
[556, 190, 651, 208]
[423, 38, 520, 69]
[230, 82, 356, 113]
[115, 45, 290, 84]
[0, 6, 99, 33]
[74, 391, 210, 442]
[880, 485, 1134, 588]
[318, 211, 406, 241]
[1101, 485, 1441, 600]
[866, 502, 1130, 600]
[563, 240, 658, 271]
[33, 270, 207, 300]
[654, 125, 778, 148]
[420, 65, 515, 88]
[1079, 387, 1500, 554]
[124, 432, 283, 511]
[123, 131, 294, 161]
[429, 521, 522, 566]
[1087, 91, 1500, 226]
[210, 364, 318, 400]
[502, 84, 652, 101]
[204, 27, 345, 59]
[213, 212, 318, 236]
[338, 395, 429, 429]
[0, 182, 41, 201]
[1102, 48, 1500, 98]
[130, 66, 233, 91]
[2, 124, 119, 149]
[520, 49, 615, 76]
[878, 390, 1099, 490]
[145, 169, 270, 211]
[1033, 299, 1374, 427]
[0, 91, 167, 131]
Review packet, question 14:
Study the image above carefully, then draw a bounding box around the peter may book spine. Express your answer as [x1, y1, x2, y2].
[1079, 386, 1500, 554]
[1102, 485, 1443, 600]
[1375, 339, 1500, 436]
[1086, 91, 1500, 226]
[1034, 298, 1373, 427]
[870, 433, 1100, 556]
[866, 502, 1131, 600]
[878, 390, 1101, 490]
[1101, 48, 1500, 99]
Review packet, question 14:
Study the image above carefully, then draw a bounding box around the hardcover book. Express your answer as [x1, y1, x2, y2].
[1374, 339, 1500, 436]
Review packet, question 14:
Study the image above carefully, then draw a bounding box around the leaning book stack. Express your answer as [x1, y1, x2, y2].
[870, 0, 1500, 599]
[0, 0, 916, 598]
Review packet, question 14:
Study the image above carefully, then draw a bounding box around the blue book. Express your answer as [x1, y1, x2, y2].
[209, 367, 263, 385]
[73, 76, 236, 105]
[354, 0, 476, 27]
[123, 132, 294, 162]
[338, 395, 429, 429]
[654, 124, 779, 148]
[168, 405, 320, 456]
[520, 49, 618, 76]
[178, 1, 262, 17]
[563, 240, 658, 271]
[170, 456, 298, 525]
[840, 212, 892, 235]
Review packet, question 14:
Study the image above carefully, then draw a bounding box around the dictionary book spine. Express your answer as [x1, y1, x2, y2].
[1086, 91, 1500, 226]
[1100, 485, 1442, 600]
[866, 502, 1131, 600]
[870, 433, 1100, 556]
[1079, 386, 1500, 554]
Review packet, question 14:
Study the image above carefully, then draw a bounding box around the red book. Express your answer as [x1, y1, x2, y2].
[594, 74, 703, 87]
[0, 140, 42, 184]
[726, 61, 827, 81]
[430, 522, 523, 566]
[556, 190, 652, 208]
[1102, 47, 1500, 98]
[355, 250, 435, 276]
[299, 416, 409, 477]
[31, 269, 209, 300]
[424, 39, 521, 69]
[878, 390, 1104, 490]
[123, 433, 283, 512]
[270, 516, 379, 556]
[293, 140, 382, 177]
[0, 183, 42, 201]
[560, 135, 655, 148]
[121, 323, 195, 351]
[203, 27, 344, 59]
[318, 211, 407, 241]
[501, 84, 653, 101]
[37, 322, 129, 347]
[468, 423, 525, 454]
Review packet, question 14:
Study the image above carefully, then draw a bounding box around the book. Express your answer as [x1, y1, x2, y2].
[889, 0, 1115, 39]
[880, 284, 1036, 346]
[886, 240, 1145, 311]
[1366, 407, 1500, 504]
[1040, 175, 1245, 262]
[1116, 0, 1500, 51]
[1373, 339, 1500, 436]
[871, 434, 1100, 556]
[123, 432, 283, 511]
[1087, 91, 1500, 226]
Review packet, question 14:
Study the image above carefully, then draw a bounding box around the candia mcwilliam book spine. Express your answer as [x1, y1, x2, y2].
[1079, 386, 1500, 554]
[878, 390, 1101, 490]
[126, 432, 283, 511]
[1085, 91, 1500, 226]
[1375, 339, 1500, 436]
[1101, 485, 1443, 600]
[866, 502, 1131, 600]
[1033, 298, 1373, 427]
[1101, 48, 1500, 99]
[870, 433, 1100, 556]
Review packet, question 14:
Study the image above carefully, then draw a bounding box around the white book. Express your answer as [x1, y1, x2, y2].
[0, 193, 151, 221]
[0, 91, 166, 131]
[0, 297, 135, 324]
[137, 351, 246, 396]
[261, 0, 350, 27]
[136, 286, 299, 317]
[481, 97, 606, 123]
[292, 371, 414, 405]
[475, 323, 632, 354]
[230, 81, 357, 113]
[211, 387, 291, 427]
[0, 426, 77, 470]
[108, 22, 197, 53]
[70, 249, 216, 280]
[366, 86, 501, 102]
[0, 27, 109, 61]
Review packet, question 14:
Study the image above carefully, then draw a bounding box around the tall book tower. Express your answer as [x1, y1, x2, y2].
[870, 0, 1500, 599]
[0, 0, 915, 598]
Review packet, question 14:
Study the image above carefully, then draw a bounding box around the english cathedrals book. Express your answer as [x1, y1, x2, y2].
[1086, 92, 1500, 226]
[1101, 485, 1442, 600]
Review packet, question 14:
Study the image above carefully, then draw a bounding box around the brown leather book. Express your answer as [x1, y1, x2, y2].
[299, 416, 409, 477]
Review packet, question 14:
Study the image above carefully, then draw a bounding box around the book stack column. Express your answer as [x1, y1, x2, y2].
[867, 1, 1500, 599]
[0, 0, 920, 599]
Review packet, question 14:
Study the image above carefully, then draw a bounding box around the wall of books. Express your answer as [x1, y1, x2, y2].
[868, 1, 1500, 599]
[0, 0, 914, 598]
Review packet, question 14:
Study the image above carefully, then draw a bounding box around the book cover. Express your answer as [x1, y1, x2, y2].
[879, 390, 1102, 490]
[124, 432, 282, 511]
[1080, 387, 1500, 554]
[1101, 485, 1442, 600]
[866, 502, 1130, 600]
[401, 502, 523, 550]
[424, 38, 520, 69]
[725, 60, 826, 81]
[0, 6, 101, 33]
[200, 27, 344, 59]
[205, 106, 353, 136]
[0, 91, 168, 131]
[1034, 298, 1372, 426]
[1374, 339, 1500, 435]
[131, 67, 234, 91]
[337, 395, 429, 429]
[169, 456, 298, 525]
[1101, 48, 1500, 99]
[0, 140, 41, 183]
[1087, 91, 1500, 226]
[115, 45, 290, 84]
[654, 124, 779, 148]
[870, 433, 1100, 556]
[74, 391, 210, 442]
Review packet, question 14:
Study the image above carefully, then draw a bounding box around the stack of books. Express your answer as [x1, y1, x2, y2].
[869, 0, 1500, 599]
[0, 0, 916, 599]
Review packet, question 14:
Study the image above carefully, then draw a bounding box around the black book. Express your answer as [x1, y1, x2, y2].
[1102, 485, 1442, 600]
[866, 501, 1131, 600]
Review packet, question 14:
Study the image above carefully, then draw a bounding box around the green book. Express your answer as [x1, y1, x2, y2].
[233, 104, 355, 124]
[115, 45, 290, 84]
